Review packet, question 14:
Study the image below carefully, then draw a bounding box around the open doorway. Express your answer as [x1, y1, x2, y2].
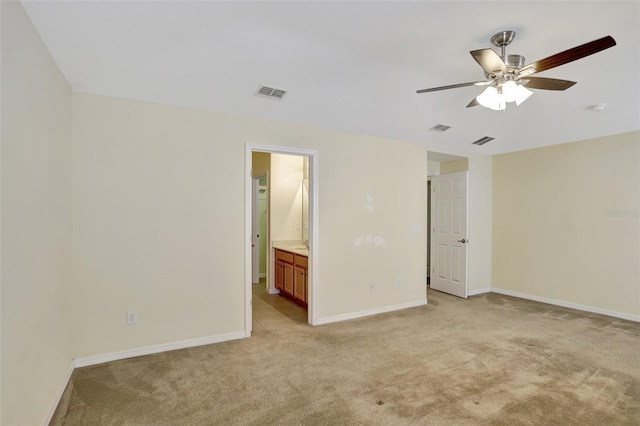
[252, 153, 308, 331]
[427, 152, 469, 298]
[245, 144, 319, 337]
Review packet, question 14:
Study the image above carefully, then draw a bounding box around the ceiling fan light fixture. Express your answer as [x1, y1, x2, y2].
[477, 81, 533, 110]
[505, 81, 533, 105]
[501, 81, 518, 102]
[416, 32, 616, 111]
[476, 86, 506, 111]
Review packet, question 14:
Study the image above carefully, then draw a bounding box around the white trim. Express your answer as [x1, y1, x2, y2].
[245, 147, 253, 336]
[259, 273, 266, 278]
[468, 287, 491, 296]
[316, 299, 428, 325]
[43, 361, 74, 426]
[491, 287, 640, 323]
[308, 150, 319, 325]
[268, 288, 281, 295]
[73, 331, 246, 368]
[248, 144, 316, 157]
[464, 170, 469, 298]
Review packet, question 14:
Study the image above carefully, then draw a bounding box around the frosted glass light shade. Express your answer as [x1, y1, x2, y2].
[477, 81, 533, 110]
[513, 84, 533, 105]
[476, 86, 506, 111]
[501, 81, 518, 102]
[503, 81, 533, 105]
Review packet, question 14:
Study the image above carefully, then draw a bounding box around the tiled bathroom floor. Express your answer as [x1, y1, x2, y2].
[252, 279, 308, 334]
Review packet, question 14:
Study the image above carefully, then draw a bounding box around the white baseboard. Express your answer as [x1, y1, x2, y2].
[316, 299, 428, 325]
[468, 287, 491, 296]
[267, 288, 280, 295]
[491, 287, 640, 323]
[259, 273, 266, 278]
[44, 331, 247, 424]
[43, 361, 75, 426]
[73, 331, 246, 368]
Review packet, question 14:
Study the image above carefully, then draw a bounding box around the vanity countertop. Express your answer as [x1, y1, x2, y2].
[272, 241, 309, 257]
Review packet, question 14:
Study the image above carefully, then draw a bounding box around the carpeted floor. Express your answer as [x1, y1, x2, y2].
[51, 286, 640, 425]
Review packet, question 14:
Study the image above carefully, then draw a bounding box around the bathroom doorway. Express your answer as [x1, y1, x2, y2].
[245, 143, 319, 337]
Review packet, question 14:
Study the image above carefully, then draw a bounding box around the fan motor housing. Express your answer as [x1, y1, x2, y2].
[506, 54, 525, 70]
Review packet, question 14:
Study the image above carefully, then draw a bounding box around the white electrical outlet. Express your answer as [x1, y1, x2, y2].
[369, 283, 375, 292]
[126, 310, 137, 325]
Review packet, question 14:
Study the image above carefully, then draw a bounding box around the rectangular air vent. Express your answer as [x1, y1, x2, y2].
[472, 136, 495, 146]
[429, 124, 451, 132]
[255, 85, 287, 101]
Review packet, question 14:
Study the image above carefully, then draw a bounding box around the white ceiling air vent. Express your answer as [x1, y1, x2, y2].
[472, 136, 495, 146]
[255, 85, 287, 101]
[429, 124, 451, 132]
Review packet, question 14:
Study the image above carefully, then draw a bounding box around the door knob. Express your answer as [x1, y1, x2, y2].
[457, 238, 467, 243]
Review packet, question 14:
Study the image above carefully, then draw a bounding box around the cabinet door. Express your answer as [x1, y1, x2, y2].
[294, 265, 307, 303]
[275, 260, 284, 291]
[283, 263, 294, 296]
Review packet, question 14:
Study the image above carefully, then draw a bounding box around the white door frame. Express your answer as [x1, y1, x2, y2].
[245, 143, 319, 336]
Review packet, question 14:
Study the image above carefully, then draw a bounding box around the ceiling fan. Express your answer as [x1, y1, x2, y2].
[416, 31, 616, 110]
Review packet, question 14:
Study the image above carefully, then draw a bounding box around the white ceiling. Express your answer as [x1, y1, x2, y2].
[21, 1, 640, 155]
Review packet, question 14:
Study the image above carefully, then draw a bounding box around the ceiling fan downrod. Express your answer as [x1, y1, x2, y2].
[490, 30, 525, 72]
[490, 30, 516, 59]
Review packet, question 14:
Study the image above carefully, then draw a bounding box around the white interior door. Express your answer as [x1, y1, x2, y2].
[430, 171, 468, 298]
[251, 178, 260, 284]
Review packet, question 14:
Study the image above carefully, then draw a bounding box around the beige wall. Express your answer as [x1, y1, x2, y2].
[270, 153, 304, 242]
[71, 92, 431, 355]
[1, 2, 73, 424]
[440, 158, 469, 174]
[251, 152, 270, 178]
[493, 131, 640, 317]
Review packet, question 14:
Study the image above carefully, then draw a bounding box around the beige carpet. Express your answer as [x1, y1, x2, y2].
[51, 286, 640, 425]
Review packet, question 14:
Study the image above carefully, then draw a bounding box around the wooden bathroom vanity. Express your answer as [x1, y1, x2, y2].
[274, 248, 308, 308]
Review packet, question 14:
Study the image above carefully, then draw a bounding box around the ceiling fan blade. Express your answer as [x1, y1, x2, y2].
[519, 35, 616, 76]
[470, 48, 507, 75]
[466, 98, 480, 108]
[521, 77, 577, 91]
[416, 81, 488, 94]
